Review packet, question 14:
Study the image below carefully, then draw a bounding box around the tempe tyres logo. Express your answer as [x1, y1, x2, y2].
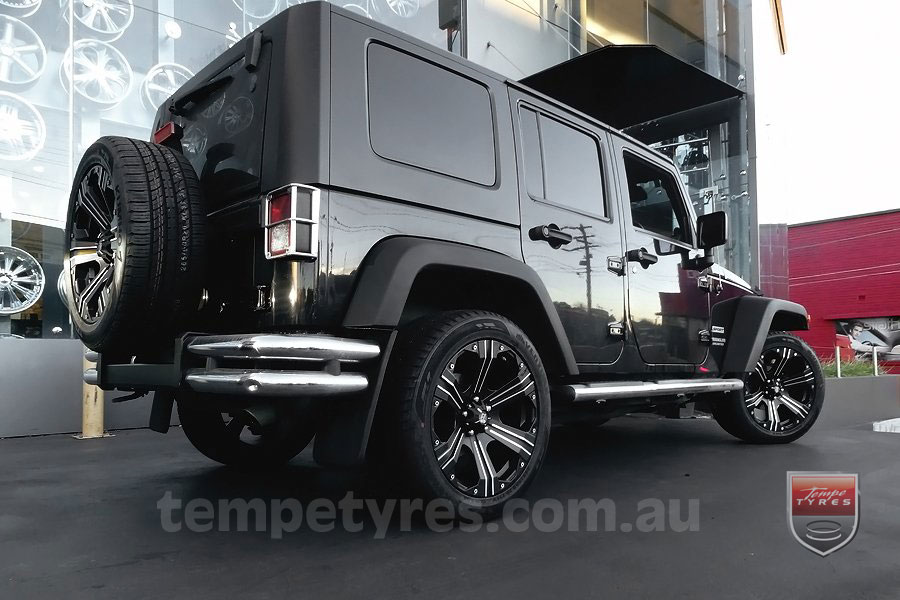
[787, 472, 859, 556]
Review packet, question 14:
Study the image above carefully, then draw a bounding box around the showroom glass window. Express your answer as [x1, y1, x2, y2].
[0, 0, 449, 339]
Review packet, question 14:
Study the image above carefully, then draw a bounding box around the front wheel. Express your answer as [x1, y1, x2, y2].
[712, 332, 825, 443]
[378, 310, 551, 516]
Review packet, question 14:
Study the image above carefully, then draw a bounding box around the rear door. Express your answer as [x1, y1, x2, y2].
[611, 139, 710, 365]
[511, 91, 626, 365]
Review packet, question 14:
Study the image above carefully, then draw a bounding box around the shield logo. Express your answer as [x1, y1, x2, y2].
[787, 472, 859, 556]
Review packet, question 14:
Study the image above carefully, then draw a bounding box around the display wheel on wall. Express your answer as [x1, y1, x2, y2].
[0, 246, 45, 316]
[232, 0, 280, 20]
[385, 0, 418, 18]
[0, 0, 43, 19]
[60, 39, 132, 107]
[0, 91, 46, 161]
[340, 2, 373, 19]
[222, 96, 253, 136]
[141, 62, 194, 113]
[0, 15, 46, 87]
[62, 0, 134, 42]
[182, 124, 207, 158]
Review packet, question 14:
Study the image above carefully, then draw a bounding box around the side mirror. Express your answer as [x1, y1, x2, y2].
[697, 211, 727, 250]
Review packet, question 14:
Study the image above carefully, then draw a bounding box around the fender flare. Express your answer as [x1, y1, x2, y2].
[342, 236, 578, 375]
[718, 295, 809, 374]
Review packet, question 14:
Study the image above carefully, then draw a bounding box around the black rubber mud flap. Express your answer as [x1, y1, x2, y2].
[149, 390, 175, 433]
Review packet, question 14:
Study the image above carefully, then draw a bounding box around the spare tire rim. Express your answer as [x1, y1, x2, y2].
[67, 163, 121, 325]
[745, 345, 817, 434]
[431, 338, 539, 498]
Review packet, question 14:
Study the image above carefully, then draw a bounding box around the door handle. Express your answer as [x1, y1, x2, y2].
[528, 223, 573, 249]
[626, 247, 659, 269]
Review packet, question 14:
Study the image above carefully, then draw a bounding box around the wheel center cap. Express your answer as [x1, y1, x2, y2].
[477, 412, 488, 425]
[0, 45, 14, 58]
[0, 274, 10, 289]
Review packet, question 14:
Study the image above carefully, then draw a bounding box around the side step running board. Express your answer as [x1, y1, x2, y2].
[557, 378, 744, 403]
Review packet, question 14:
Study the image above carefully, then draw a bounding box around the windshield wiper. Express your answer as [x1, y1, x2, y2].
[169, 73, 233, 116]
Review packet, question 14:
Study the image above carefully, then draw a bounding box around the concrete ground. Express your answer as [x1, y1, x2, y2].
[1, 377, 899, 599]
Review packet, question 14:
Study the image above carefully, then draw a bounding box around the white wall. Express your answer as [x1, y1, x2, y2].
[753, 0, 900, 224]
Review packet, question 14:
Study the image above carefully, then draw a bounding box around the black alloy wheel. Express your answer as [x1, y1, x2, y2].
[432, 338, 539, 498]
[377, 310, 551, 515]
[745, 345, 817, 434]
[712, 332, 824, 443]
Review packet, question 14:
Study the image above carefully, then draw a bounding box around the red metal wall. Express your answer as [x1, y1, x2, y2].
[787, 209, 900, 370]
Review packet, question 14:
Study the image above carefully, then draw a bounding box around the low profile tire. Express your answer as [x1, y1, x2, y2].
[177, 395, 319, 468]
[712, 332, 824, 444]
[378, 310, 551, 516]
[63, 136, 206, 354]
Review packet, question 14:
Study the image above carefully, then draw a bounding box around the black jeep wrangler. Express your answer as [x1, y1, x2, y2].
[63, 2, 823, 514]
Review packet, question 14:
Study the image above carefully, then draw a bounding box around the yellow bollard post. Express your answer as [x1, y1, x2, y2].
[75, 348, 110, 439]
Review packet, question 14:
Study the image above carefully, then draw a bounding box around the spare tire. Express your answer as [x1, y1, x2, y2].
[64, 136, 206, 355]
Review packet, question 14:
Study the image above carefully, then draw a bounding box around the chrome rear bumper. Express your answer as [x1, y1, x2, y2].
[184, 368, 369, 397]
[83, 333, 381, 397]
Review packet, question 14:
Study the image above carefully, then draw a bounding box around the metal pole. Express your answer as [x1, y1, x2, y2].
[76, 348, 106, 439]
[835, 346, 841, 378]
[873, 346, 878, 377]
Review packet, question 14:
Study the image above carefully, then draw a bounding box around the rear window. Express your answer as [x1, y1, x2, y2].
[366, 44, 496, 186]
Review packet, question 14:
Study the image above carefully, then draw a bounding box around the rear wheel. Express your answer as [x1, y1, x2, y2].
[177, 395, 319, 468]
[712, 332, 824, 443]
[377, 311, 551, 516]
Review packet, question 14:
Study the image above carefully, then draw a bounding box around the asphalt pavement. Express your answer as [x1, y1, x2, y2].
[1, 376, 899, 599]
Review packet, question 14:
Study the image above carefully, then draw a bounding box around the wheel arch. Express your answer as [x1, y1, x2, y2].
[342, 236, 578, 377]
[719, 295, 810, 374]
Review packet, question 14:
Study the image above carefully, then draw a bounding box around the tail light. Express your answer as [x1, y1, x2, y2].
[263, 184, 320, 260]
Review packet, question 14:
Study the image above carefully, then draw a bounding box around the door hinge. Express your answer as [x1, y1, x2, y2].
[608, 321, 625, 338]
[607, 256, 625, 276]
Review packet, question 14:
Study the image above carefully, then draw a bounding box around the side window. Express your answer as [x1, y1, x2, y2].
[366, 44, 496, 186]
[517, 107, 606, 217]
[623, 152, 690, 243]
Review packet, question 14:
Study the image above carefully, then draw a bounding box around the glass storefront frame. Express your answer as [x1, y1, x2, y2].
[0, 0, 758, 341]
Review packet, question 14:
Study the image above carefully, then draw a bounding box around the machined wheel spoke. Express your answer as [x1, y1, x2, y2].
[435, 427, 465, 473]
[771, 347, 795, 379]
[754, 360, 768, 383]
[68, 247, 104, 268]
[75, 263, 112, 318]
[782, 370, 814, 387]
[468, 435, 500, 497]
[78, 177, 111, 230]
[483, 364, 534, 409]
[436, 373, 465, 410]
[765, 399, 781, 431]
[744, 390, 764, 408]
[472, 339, 499, 395]
[484, 422, 535, 460]
[778, 393, 809, 419]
